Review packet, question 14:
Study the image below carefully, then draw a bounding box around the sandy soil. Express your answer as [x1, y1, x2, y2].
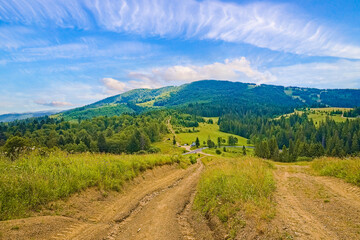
[0, 159, 211, 240]
[270, 165, 360, 240]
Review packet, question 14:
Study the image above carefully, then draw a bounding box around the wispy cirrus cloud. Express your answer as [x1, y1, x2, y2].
[0, 0, 359, 59]
[0, 26, 48, 49]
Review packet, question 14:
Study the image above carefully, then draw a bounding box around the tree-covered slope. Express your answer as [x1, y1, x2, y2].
[56, 80, 360, 120]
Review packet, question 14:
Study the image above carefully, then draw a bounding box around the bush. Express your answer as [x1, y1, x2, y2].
[147, 146, 161, 153]
[3, 136, 31, 159]
[189, 155, 197, 164]
[216, 149, 222, 155]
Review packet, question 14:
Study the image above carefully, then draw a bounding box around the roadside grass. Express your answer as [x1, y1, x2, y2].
[311, 157, 360, 186]
[203, 147, 254, 157]
[175, 119, 249, 147]
[152, 136, 185, 155]
[194, 156, 276, 239]
[0, 151, 190, 220]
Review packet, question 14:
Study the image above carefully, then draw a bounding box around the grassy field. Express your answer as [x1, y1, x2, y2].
[194, 156, 275, 238]
[276, 107, 354, 126]
[311, 157, 360, 186]
[202, 146, 254, 157]
[0, 151, 192, 220]
[175, 117, 249, 147]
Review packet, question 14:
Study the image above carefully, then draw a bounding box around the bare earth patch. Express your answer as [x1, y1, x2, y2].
[271, 165, 360, 240]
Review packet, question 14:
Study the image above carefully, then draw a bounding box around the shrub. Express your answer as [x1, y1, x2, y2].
[3, 136, 31, 159]
[189, 155, 197, 164]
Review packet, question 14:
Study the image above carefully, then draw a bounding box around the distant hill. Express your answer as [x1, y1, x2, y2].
[56, 80, 360, 120]
[0, 111, 58, 122]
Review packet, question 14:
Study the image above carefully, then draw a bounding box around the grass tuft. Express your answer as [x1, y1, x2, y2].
[0, 150, 186, 220]
[194, 156, 275, 238]
[311, 157, 360, 186]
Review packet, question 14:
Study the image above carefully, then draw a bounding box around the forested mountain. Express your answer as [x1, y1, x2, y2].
[1, 80, 360, 159]
[57, 80, 360, 120]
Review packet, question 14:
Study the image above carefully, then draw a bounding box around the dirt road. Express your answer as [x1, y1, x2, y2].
[272, 164, 360, 240]
[0, 158, 213, 240]
[3, 159, 360, 240]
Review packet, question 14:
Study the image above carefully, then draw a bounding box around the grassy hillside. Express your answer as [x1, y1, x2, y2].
[174, 117, 249, 146]
[276, 107, 354, 126]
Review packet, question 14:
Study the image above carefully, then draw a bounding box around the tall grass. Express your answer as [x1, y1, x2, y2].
[0, 151, 185, 220]
[194, 157, 275, 238]
[311, 157, 360, 186]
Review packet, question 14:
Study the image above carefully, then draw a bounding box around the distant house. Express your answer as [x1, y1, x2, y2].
[190, 142, 196, 147]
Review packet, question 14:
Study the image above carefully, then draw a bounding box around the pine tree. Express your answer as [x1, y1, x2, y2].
[195, 137, 200, 148]
[97, 133, 107, 152]
[281, 145, 289, 162]
[242, 145, 246, 155]
[351, 133, 359, 153]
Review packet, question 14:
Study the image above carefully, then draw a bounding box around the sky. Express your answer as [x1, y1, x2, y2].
[0, 0, 359, 114]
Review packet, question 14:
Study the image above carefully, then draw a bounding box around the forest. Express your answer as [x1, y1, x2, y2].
[219, 113, 360, 161]
[0, 111, 169, 158]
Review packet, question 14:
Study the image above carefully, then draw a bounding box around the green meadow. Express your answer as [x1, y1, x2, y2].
[175, 117, 249, 147]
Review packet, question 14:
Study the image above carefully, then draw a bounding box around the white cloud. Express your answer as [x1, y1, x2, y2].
[269, 60, 360, 89]
[102, 78, 128, 93]
[128, 57, 274, 86]
[34, 100, 73, 107]
[102, 77, 162, 94]
[1, 0, 359, 58]
[116, 58, 360, 91]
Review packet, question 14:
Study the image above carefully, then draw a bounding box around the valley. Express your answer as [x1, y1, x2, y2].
[1, 116, 360, 239]
[1, 0, 360, 239]
[1, 81, 360, 239]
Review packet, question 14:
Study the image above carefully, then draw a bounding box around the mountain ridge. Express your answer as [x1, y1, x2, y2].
[55, 80, 360, 120]
[2, 80, 360, 122]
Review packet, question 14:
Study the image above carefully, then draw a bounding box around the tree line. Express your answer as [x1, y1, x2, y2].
[0, 111, 169, 158]
[219, 113, 360, 162]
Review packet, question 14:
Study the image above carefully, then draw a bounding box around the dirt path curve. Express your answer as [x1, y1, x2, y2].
[273, 165, 360, 240]
[0, 158, 209, 240]
[107, 158, 205, 240]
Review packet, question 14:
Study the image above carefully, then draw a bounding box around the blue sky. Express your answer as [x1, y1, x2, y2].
[0, 0, 359, 114]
